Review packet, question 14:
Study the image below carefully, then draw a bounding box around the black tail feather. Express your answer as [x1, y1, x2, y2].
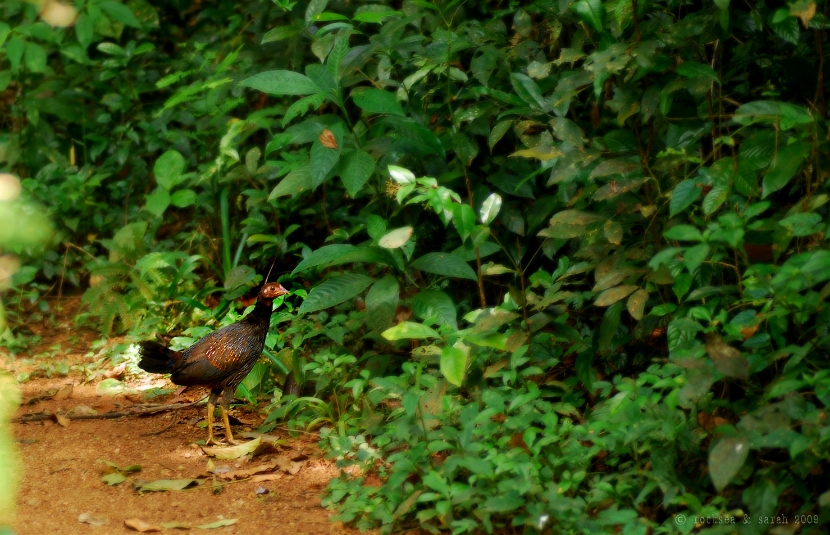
[137, 341, 176, 374]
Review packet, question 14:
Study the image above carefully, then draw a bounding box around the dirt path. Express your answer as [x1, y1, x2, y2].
[2, 299, 367, 535]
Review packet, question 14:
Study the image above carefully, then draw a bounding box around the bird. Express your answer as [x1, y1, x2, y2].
[137, 282, 289, 445]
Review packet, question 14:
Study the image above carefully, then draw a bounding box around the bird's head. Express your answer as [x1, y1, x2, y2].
[259, 282, 289, 300]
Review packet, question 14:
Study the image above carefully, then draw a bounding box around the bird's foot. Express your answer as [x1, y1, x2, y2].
[224, 436, 240, 445]
[205, 437, 222, 446]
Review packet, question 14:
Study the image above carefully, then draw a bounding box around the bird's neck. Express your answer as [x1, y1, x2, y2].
[244, 297, 274, 326]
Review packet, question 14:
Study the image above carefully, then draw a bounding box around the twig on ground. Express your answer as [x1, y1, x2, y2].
[11, 400, 205, 424]
[141, 409, 180, 436]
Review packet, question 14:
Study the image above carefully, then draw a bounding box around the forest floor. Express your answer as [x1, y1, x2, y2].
[2, 297, 369, 535]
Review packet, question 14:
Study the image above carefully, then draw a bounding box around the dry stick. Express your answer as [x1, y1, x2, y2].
[57, 244, 69, 303]
[141, 408, 180, 437]
[463, 168, 486, 308]
[11, 400, 205, 424]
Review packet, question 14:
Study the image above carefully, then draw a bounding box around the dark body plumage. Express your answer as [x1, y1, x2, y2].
[138, 282, 288, 444]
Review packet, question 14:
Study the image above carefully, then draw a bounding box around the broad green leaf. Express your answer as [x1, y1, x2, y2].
[489, 120, 513, 151]
[779, 213, 823, 236]
[269, 166, 312, 199]
[452, 203, 476, 242]
[352, 10, 402, 23]
[464, 332, 508, 349]
[664, 225, 703, 241]
[262, 25, 300, 43]
[379, 227, 413, 249]
[484, 491, 525, 512]
[351, 88, 405, 116]
[0, 23, 9, 47]
[762, 142, 809, 198]
[170, 189, 197, 208]
[310, 139, 340, 189]
[224, 265, 256, 290]
[598, 301, 624, 353]
[6, 36, 24, 73]
[676, 61, 719, 82]
[367, 215, 386, 240]
[479, 193, 502, 225]
[603, 220, 623, 244]
[339, 150, 375, 196]
[593, 267, 635, 292]
[365, 275, 399, 332]
[669, 180, 702, 217]
[709, 436, 749, 491]
[412, 290, 457, 330]
[327, 31, 350, 80]
[551, 117, 584, 147]
[75, 13, 95, 50]
[154, 150, 186, 190]
[388, 165, 415, 184]
[593, 177, 645, 201]
[24, 42, 47, 73]
[382, 321, 441, 340]
[144, 189, 170, 216]
[627, 289, 648, 320]
[573, 0, 606, 31]
[684, 243, 710, 274]
[510, 73, 547, 109]
[298, 273, 374, 313]
[239, 71, 321, 96]
[703, 185, 728, 215]
[734, 100, 812, 128]
[595, 285, 638, 307]
[292, 245, 387, 274]
[441, 345, 467, 386]
[100, 1, 143, 28]
[282, 93, 326, 127]
[590, 158, 640, 179]
[411, 253, 477, 281]
[539, 210, 604, 239]
[305, 0, 328, 21]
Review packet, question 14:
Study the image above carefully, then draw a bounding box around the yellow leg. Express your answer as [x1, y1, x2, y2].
[220, 405, 238, 445]
[205, 402, 219, 446]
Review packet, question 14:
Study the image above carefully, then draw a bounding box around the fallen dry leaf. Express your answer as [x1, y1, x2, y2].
[288, 461, 303, 475]
[69, 404, 97, 416]
[78, 512, 109, 526]
[195, 518, 238, 529]
[211, 459, 280, 480]
[54, 413, 70, 427]
[160, 521, 192, 529]
[136, 478, 203, 493]
[53, 384, 73, 400]
[102, 472, 126, 486]
[124, 518, 162, 532]
[106, 362, 128, 379]
[202, 437, 261, 459]
[251, 474, 283, 483]
[319, 128, 338, 149]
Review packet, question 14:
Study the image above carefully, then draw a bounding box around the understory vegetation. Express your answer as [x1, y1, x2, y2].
[2, 0, 830, 532]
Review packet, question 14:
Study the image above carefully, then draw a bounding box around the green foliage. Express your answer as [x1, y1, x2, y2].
[4, 0, 830, 532]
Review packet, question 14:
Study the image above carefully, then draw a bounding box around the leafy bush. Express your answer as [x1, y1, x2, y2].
[3, 0, 830, 532]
